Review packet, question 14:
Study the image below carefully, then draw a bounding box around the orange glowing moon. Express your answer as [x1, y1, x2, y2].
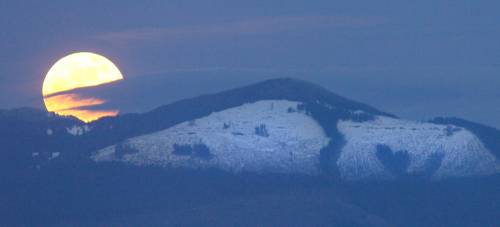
[42, 52, 124, 122]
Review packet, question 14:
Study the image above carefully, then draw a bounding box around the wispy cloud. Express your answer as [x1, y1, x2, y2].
[133, 61, 409, 76]
[43, 93, 118, 122]
[135, 66, 292, 76]
[94, 15, 384, 43]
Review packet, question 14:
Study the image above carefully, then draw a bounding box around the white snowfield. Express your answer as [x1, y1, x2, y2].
[92, 100, 500, 180]
[66, 125, 91, 136]
[338, 116, 500, 180]
[93, 100, 331, 175]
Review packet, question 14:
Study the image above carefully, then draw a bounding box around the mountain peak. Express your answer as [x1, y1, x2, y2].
[148, 77, 392, 118]
[86, 77, 394, 150]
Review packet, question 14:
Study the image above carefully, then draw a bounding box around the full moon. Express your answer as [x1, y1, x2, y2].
[42, 52, 124, 122]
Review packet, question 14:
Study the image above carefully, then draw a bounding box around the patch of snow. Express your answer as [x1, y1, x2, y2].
[352, 110, 365, 115]
[337, 116, 500, 180]
[66, 125, 90, 136]
[49, 152, 60, 160]
[93, 100, 330, 175]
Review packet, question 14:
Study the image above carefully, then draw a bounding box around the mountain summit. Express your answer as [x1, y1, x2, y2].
[2, 78, 500, 181]
[88, 78, 500, 181]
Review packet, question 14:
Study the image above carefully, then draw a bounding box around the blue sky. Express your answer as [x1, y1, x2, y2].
[1, 1, 499, 127]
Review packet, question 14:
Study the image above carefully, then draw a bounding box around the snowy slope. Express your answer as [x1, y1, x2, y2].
[93, 100, 330, 175]
[92, 100, 500, 180]
[337, 116, 500, 180]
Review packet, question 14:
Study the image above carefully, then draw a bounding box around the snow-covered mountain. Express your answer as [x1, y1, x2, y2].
[2, 78, 500, 181]
[3, 78, 500, 226]
[92, 99, 500, 180]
